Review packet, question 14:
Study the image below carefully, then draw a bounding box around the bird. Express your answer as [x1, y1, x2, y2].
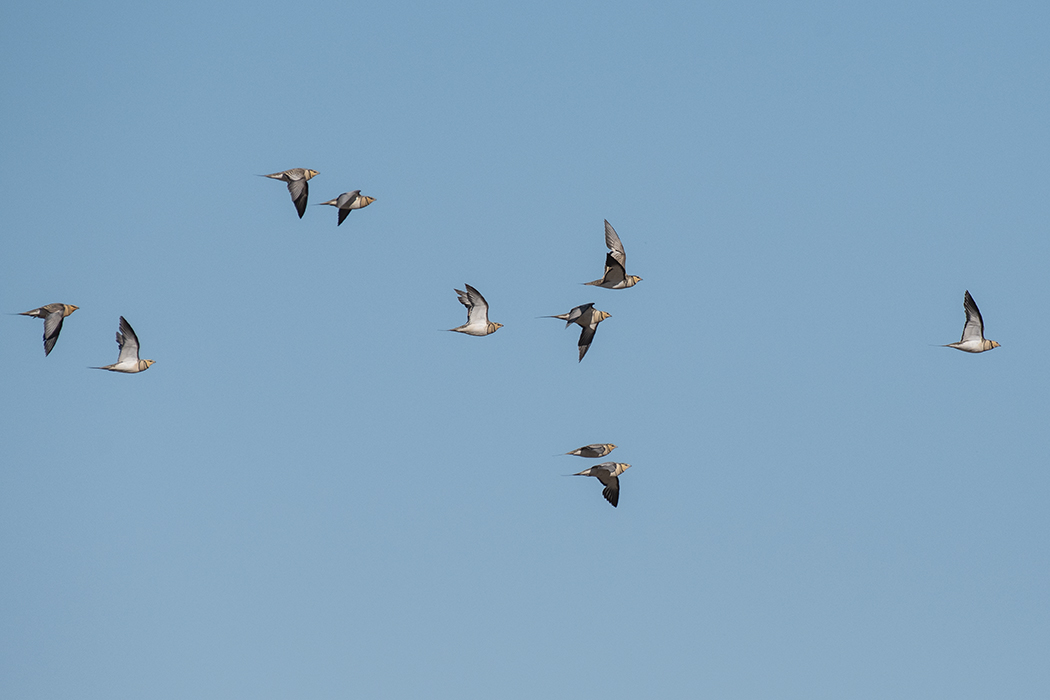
[944, 290, 1000, 353]
[261, 168, 319, 218]
[18, 303, 78, 356]
[91, 317, 155, 373]
[543, 302, 611, 361]
[448, 284, 503, 336]
[564, 443, 617, 458]
[571, 462, 632, 507]
[318, 190, 376, 225]
[585, 219, 642, 289]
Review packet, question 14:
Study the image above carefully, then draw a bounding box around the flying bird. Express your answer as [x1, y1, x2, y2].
[18, 303, 78, 356]
[564, 443, 617, 459]
[261, 168, 319, 218]
[585, 219, 642, 289]
[449, 284, 503, 336]
[571, 462, 632, 507]
[91, 317, 155, 373]
[944, 290, 1000, 353]
[318, 190, 376, 225]
[544, 302, 611, 361]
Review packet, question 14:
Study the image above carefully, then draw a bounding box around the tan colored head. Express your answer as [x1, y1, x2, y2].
[597, 311, 611, 322]
[361, 196, 376, 206]
[143, 359, 156, 369]
[628, 275, 642, 286]
[64, 305, 79, 316]
[306, 169, 320, 179]
[991, 341, 1001, 348]
[492, 323, 504, 331]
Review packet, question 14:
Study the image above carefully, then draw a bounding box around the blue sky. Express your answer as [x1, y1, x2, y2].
[2, 1, 1049, 697]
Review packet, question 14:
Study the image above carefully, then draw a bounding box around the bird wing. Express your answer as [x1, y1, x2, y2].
[600, 477, 620, 507]
[599, 252, 628, 287]
[288, 179, 310, 218]
[337, 208, 350, 226]
[457, 284, 490, 325]
[42, 310, 65, 356]
[338, 190, 362, 208]
[577, 323, 599, 361]
[604, 220, 627, 268]
[566, 303, 593, 326]
[960, 290, 986, 342]
[116, 316, 141, 363]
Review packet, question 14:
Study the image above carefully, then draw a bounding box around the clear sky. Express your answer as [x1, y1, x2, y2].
[2, 1, 1049, 698]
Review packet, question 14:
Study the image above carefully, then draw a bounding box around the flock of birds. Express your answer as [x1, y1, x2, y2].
[15, 169, 1003, 507]
[16, 308, 153, 373]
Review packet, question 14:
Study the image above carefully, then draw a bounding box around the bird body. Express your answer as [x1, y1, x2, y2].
[92, 317, 154, 373]
[19, 303, 78, 356]
[449, 284, 502, 336]
[544, 302, 611, 361]
[319, 190, 376, 225]
[564, 443, 617, 458]
[572, 462, 631, 507]
[585, 220, 641, 289]
[261, 168, 319, 218]
[944, 290, 1000, 353]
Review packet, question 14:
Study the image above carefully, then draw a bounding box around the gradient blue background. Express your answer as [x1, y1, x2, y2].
[2, 1, 1049, 697]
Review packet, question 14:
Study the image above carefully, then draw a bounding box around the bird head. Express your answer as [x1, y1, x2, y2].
[306, 169, 320, 179]
[991, 341, 1001, 348]
[64, 305, 79, 315]
[628, 275, 642, 285]
[144, 359, 156, 369]
[597, 311, 611, 322]
[493, 323, 504, 331]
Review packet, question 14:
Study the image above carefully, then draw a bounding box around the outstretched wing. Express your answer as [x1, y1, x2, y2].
[42, 310, 65, 356]
[456, 284, 491, 325]
[604, 220, 626, 268]
[116, 316, 141, 363]
[577, 323, 599, 362]
[288, 179, 309, 218]
[600, 477, 620, 507]
[960, 290, 986, 342]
